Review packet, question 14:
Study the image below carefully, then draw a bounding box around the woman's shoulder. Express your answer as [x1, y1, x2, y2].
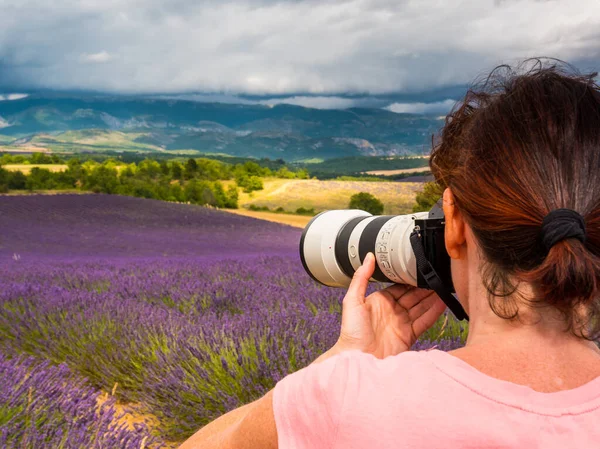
[337, 347, 443, 372]
[331, 348, 450, 394]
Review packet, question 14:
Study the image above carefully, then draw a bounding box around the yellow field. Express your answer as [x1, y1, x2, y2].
[226, 209, 312, 228]
[3, 164, 68, 174]
[364, 167, 432, 176]
[232, 178, 423, 215]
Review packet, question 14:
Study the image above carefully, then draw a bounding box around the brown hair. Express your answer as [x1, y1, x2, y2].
[430, 58, 600, 338]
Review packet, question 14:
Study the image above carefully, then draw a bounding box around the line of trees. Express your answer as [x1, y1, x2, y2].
[0, 156, 309, 209]
[0, 152, 63, 165]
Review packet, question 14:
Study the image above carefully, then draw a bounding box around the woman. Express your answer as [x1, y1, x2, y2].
[180, 60, 600, 448]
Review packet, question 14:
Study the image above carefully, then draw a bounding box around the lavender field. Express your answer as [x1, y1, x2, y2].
[0, 194, 465, 447]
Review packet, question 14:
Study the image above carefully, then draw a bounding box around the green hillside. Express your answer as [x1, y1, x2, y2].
[0, 95, 446, 161]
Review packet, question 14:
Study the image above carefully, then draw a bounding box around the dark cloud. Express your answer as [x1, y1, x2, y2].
[0, 0, 598, 95]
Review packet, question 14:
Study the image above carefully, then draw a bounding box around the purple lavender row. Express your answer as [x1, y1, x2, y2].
[0, 195, 465, 442]
[0, 352, 161, 448]
[0, 255, 465, 441]
[0, 194, 300, 259]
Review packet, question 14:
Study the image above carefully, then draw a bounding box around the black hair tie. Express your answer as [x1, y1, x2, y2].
[540, 208, 587, 253]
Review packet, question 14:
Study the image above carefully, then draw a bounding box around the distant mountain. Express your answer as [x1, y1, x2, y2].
[0, 95, 445, 161]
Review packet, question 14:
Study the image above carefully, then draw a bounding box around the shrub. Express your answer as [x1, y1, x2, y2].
[295, 207, 316, 216]
[348, 192, 384, 215]
[413, 182, 443, 213]
[236, 174, 264, 193]
[248, 204, 270, 212]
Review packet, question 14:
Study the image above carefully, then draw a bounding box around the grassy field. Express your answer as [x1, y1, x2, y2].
[3, 164, 68, 174]
[230, 178, 423, 215]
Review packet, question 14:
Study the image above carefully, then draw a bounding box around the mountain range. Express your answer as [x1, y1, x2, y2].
[0, 95, 446, 161]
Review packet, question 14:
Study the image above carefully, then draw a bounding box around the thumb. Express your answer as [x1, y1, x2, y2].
[344, 252, 376, 307]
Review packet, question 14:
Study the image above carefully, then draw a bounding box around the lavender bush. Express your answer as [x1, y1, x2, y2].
[0, 195, 465, 443]
[0, 353, 160, 448]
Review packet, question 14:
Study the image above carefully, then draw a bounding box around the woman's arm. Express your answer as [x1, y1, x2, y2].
[177, 347, 342, 449]
[178, 253, 444, 448]
[177, 391, 277, 449]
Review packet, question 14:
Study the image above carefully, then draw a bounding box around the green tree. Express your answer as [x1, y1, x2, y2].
[275, 166, 295, 179]
[30, 152, 55, 164]
[244, 176, 263, 193]
[119, 165, 135, 179]
[235, 174, 264, 193]
[0, 154, 14, 165]
[295, 168, 310, 179]
[222, 184, 239, 208]
[242, 161, 264, 176]
[53, 170, 77, 189]
[159, 160, 170, 176]
[413, 182, 443, 213]
[184, 180, 216, 205]
[197, 159, 230, 181]
[171, 162, 183, 179]
[184, 159, 198, 180]
[0, 167, 9, 193]
[26, 167, 56, 190]
[8, 171, 27, 190]
[84, 166, 119, 194]
[169, 183, 184, 202]
[212, 181, 240, 208]
[137, 159, 162, 178]
[349, 192, 384, 215]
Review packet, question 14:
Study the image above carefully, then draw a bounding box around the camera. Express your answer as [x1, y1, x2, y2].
[299, 204, 468, 320]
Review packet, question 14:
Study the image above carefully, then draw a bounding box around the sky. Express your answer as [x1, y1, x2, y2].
[0, 0, 599, 111]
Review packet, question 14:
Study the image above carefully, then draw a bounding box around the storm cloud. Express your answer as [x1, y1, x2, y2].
[0, 0, 598, 95]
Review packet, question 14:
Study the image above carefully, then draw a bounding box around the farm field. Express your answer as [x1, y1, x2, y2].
[0, 194, 465, 447]
[234, 178, 424, 215]
[3, 163, 68, 174]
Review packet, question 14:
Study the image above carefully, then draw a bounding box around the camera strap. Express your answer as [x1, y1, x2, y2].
[409, 230, 469, 321]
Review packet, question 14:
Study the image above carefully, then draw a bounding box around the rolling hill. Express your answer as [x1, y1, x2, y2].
[0, 95, 446, 161]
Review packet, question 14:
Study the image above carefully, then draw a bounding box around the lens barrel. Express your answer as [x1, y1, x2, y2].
[299, 210, 429, 287]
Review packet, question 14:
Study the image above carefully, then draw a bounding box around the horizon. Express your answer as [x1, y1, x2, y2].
[0, 88, 466, 114]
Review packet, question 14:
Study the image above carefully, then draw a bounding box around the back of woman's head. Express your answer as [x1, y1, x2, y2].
[430, 58, 600, 338]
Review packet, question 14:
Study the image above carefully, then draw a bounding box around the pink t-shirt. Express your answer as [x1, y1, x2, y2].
[273, 349, 600, 448]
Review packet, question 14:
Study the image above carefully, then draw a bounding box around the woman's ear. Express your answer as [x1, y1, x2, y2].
[442, 188, 466, 260]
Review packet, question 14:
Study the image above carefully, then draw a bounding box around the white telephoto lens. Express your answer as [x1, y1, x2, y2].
[374, 212, 429, 286]
[347, 215, 379, 271]
[300, 210, 372, 287]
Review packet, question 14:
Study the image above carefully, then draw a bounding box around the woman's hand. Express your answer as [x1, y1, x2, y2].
[333, 252, 447, 359]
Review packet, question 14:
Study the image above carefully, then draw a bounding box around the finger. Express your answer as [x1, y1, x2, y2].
[412, 297, 447, 338]
[379, 284, 413, 303]
[395, 287, 435, 310]
[344, 252, 375, 307]
[407, 292, 440, 322]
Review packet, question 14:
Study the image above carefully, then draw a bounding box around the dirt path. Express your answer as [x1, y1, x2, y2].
[225, 209, 311, 228]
